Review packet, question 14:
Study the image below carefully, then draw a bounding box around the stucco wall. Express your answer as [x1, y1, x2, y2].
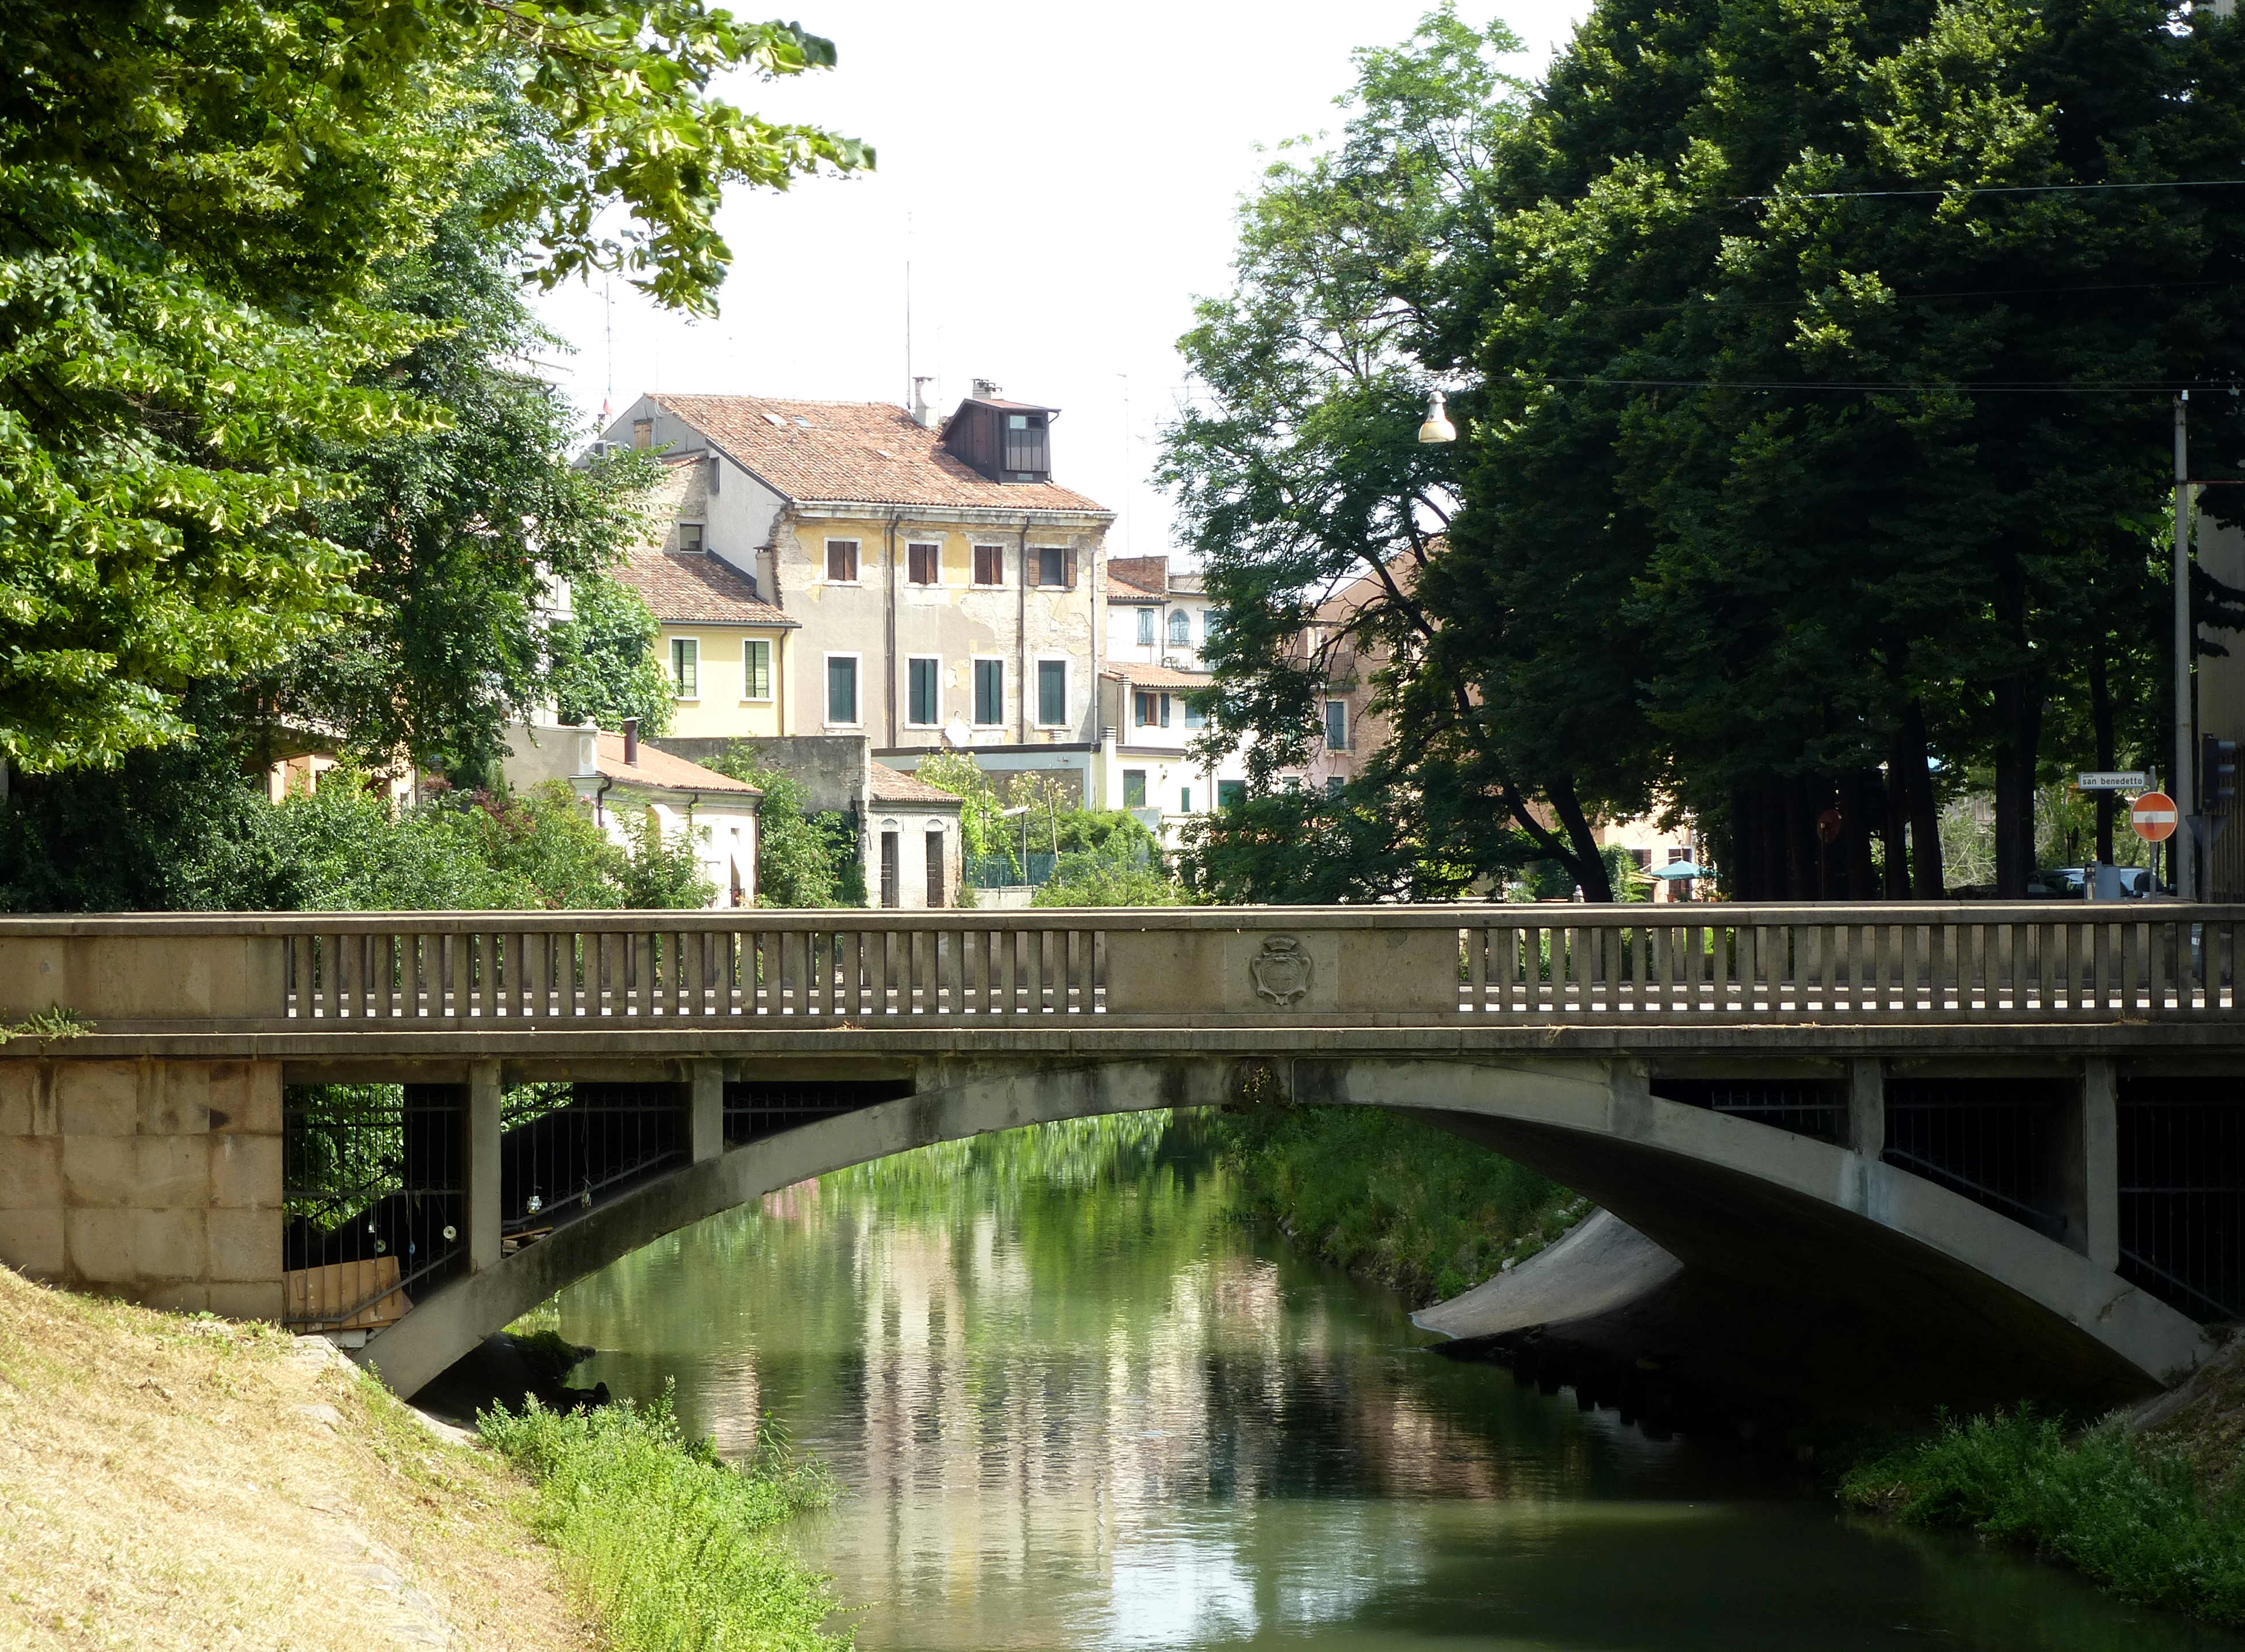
[654, 620, 788, 742]
[0, 1059, 283, 1317]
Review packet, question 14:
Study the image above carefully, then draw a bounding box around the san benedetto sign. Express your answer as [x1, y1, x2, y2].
[2079, 771, 2150, 792]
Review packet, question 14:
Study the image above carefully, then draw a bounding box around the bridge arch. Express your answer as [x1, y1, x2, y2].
[357, 1057, 2209, 1401]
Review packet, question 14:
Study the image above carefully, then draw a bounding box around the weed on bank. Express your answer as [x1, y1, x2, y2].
[1841, 1409, 2245, 1626]
[481, 1390, 846, 1651]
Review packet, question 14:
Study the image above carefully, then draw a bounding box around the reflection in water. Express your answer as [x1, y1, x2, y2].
[560, 1114, 2243, 1651]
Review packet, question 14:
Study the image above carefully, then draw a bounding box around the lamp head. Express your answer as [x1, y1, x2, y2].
[1417, 390, 1457, 445]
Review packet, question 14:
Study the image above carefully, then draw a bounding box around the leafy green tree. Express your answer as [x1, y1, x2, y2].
[1159, 9, 1615, 897]
[548, 575, 676, 738]
[916, 750, 1017, 880]
[0, 0, 867, 773]
[1179, 783, 1474, 904]
[697, 746, 855, 906]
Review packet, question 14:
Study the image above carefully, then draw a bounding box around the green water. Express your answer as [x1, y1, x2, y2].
[555, 1115, 2242, 1651]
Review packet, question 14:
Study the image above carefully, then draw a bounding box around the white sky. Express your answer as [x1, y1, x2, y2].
[531, 2, 1588, 559]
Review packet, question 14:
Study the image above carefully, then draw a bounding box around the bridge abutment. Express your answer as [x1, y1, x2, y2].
[0, 1058, 284, 1316]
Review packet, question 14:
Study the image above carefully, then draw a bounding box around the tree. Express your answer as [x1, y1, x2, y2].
[548, 575, 676, 739]
[0, 1, 868, 773]
[697, 746, 857, 906]
[1159, 9, 1620, 898]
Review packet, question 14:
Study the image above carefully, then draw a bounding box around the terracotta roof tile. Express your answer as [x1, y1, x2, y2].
[868, 761, 966, 806]
[1106, 576, 1163, 602]
[615, 545, 795, 627]
[651, 394, 1111, 515]
[1102, 664, 1212, 690]
[596, 734, 761, 796]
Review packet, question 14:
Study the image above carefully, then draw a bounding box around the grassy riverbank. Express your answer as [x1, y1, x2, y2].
[0, 1265, 589, 1649]
[1840, 1350, 2245, 1626]
[481, 1394, 844, 1652]
[1208, 1105, 1586, 1304]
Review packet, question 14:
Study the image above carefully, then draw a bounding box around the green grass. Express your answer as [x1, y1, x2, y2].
[1208, 1105, 1586, 1304]
[479, 1390, 846, 1651]
[1841, 1408, 2245, 1625]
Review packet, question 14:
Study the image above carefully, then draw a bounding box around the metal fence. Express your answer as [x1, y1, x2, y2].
[498, 1085, 688, 1249]
[723, 1079, 916, 1147]
[1652, 1078, 1846, 1142]
[2119, 1079, 2245, 1323]
[1882, 1079, 2068, 1240]
[282, 1084, 463, 1330]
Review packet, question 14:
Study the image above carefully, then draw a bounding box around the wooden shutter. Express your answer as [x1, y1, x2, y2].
[1064, 546, 1078, 589]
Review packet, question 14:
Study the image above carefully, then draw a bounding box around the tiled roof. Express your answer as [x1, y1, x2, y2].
[1107, 555, 1170, 595]
[868, 761, 965, 806]
[615, 545, 794, 627]
[596, 734, 761, 796]
[1106, 575, 1162, 602]
[1102, 663, 1212, 690]
[651, 394, 1110, 515]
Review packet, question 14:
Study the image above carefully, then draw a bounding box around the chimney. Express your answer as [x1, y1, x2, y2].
[912, 376, 937, 429]
[623, 717, 639, 765]
[972, 378, 1002, 401]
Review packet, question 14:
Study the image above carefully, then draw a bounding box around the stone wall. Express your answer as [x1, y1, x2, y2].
[0, 1059, 283, 1317]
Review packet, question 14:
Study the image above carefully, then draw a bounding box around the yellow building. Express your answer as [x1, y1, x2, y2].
[612, 469, 799, 743]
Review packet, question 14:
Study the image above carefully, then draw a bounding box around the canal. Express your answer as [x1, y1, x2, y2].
[554, 1112, 2238, 1651]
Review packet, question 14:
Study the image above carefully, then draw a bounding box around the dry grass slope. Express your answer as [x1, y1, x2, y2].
[0, 1265, 593, 1651]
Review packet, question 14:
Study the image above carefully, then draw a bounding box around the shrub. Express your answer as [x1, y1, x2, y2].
[481, 1390, 843, 1651]
[1841, 1409, 2245, 1624]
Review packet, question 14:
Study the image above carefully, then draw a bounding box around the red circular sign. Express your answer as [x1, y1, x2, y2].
[2131, 791, 2179, 843]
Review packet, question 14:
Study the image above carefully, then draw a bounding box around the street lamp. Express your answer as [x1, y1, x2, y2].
[1417, 390, 1457, 445]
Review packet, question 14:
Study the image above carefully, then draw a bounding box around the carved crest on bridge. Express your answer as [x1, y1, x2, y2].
[1249, 935, 1314, 1007]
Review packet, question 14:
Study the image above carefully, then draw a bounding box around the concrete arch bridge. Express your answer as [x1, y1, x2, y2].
[2, 905, 2242, 1403]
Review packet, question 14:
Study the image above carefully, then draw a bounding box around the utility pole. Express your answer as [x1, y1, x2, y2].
[2176, 390, 2196, 897]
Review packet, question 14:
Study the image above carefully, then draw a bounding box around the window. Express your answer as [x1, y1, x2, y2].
[826, 539, 859, 582]
[926, 829, 946, 909]
[1004, 411, 1049, 477]
[1123, 770, 1147, 808]
[678, 522, 704, 554]
[1168, 610, 1191, 646]
[826, 655, 859, 725]
[1324, 699, 1348, 750]
[1179, 785, 1192, 813]
[1134, 691, 1156, 728]
[973, 659, 1004, 725]
[974, 544, 1004, 586]
[670, 637, 699, 698]
[1327, 775, 1345, 798]
[880, 831, 900, 909]
[1218, 779, 1246, 810]
[1135, 608, 1154, 647]
[1183, 695, 1208, 729]
[742, 638, 772, 701]
[706, 455, 720, 494]
[908, 542, 939, 585]
[1037, 659, 1067, 726]
[1204, 610, 1225, 644]
[908, 657, 940, 727]
[1037, 545, 1065, 586]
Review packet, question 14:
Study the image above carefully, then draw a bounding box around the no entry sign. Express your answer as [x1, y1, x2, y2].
[2132, 791, 2180, 843]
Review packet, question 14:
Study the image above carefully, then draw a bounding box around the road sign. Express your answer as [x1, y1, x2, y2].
[1816, 808, 1844, 844]
[2132, 791, 2180, 842]
[2079, 770, 2150, 792]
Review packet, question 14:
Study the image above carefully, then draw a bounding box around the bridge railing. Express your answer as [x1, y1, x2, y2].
[2, 904, 2241, 1029]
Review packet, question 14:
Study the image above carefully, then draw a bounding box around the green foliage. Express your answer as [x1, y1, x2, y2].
[0, 0, 864, 773]
[1843, 1409, 2245, 1624]
[1208, 1104, 1584, 1305]
[0, 1005, 93, 1047]
[696, 746, 856, 906]
[479, 1390, 843, 1652]
[1032, 835, 1187, 907]
[547, 575, 674, 738]
[1180, 782, 1479, 903]
[915, 750, 1015, 872]
[611, 803, 716, 910]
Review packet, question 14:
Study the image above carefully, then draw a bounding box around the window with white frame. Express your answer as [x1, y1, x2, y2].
[973, 544, 1004, 586]
[1135, 608, 1155, 647]
[826, 539, 860, 582]
[670, 637, 699, 698]
[907, 542, 940, 585]
[742, 638, 772, 701]
[1324, 699, 1348, 750]
[973, 658, 1004, 726]
[826, 654, 861, 725]
[1168, 609, 1191, 646]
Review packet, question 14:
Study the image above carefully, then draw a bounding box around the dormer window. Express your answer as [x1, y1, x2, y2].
[1004, 413, 1049, 479]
